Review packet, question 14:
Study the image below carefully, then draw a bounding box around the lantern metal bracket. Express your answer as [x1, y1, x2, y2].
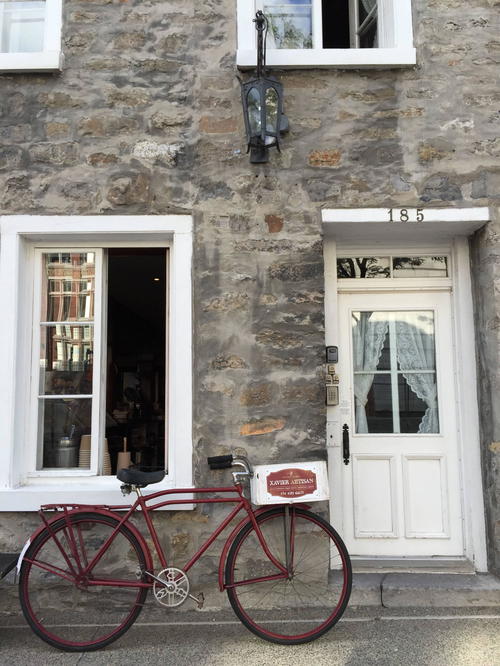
[240, 11, 289, 164]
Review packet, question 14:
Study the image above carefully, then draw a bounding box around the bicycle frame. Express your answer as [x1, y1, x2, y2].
[33, 482, 294, 594]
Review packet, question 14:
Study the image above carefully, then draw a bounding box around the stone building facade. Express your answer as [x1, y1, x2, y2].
[0, 0, 499, 588]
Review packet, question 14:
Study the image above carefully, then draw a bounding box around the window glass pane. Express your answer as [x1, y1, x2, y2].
[352, 310, 439, 434]
[39, 398, 92, 469]
[39, 325, 94, 395]
[264, 0, 313, 49]
[337, 257, 390, 278]
[393, 256, 448, 278]
[0, 1, 45, 53]
[358, 0, 377, 48]
[41, 253, 95, 322]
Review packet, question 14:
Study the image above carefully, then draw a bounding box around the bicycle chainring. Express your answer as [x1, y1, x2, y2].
[153, 568, 190, 607]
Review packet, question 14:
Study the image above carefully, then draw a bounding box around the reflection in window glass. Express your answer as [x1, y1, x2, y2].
[337, 257, 390, 279]
[265, 86, 278, 138]
[0, 1, 45, 53]
[264, 0, 313, 49]
[358, 0, 378, 48]
[352, 310, 439, 435]
[42, 253, 95, 322]
[393, 256, 448, 278]
[39, 325, 94, 395]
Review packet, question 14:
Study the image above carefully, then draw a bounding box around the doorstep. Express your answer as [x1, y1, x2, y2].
[350, 572, 500, 608]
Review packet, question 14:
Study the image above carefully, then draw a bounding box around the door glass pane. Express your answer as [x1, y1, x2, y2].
[264, 0, 313, 49]
[392, 256, 448, 278]
[338, 257, 390, 278]
[352, 311, 439, 435]
[0, 1, 45, 53]
[41, 253, 95, 322]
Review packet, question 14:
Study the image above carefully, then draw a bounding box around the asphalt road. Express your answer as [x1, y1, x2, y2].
[0, 607, 499, 666]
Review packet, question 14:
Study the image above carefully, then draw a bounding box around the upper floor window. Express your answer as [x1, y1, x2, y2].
[0, 0, 63, 72]
[237, 0, 416, 68]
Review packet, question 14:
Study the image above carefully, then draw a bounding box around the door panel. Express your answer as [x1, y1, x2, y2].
[338, 291, 463, 558]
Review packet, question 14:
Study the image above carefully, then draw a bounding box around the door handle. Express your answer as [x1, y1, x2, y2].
[342, 424, 350, 465]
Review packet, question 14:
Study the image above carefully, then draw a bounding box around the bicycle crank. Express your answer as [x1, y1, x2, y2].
[147, 569, 205, 608]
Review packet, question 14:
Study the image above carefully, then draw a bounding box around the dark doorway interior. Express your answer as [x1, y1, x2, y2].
[105, 248, 166, 474]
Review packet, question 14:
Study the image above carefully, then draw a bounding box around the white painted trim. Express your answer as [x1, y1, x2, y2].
[323, 209, 489, 570]
[237, 0, 415, 68]
[325, 238, 344, 536]
[237, 47, 416, 69]
[322, 208, 491, 223]
[0, 0, 63, 72]
[0, 216, 194, 511]
[450, 238, 488, 572]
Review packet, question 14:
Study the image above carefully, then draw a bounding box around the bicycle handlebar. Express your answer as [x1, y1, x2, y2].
[207, 454, 234, 470]
[207, 455, 253, 478]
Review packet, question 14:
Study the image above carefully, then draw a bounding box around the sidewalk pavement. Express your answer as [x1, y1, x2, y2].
[0, 606, 499, 666]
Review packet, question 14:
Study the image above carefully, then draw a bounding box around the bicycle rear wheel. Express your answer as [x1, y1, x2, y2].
[225, 507, 351, 644]
[19, 511, 149, 652]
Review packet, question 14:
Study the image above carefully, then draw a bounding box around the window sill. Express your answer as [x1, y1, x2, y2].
[0, 50, 63, 73]
[0, 478, 195, 511]
[237, 47, 416, 69]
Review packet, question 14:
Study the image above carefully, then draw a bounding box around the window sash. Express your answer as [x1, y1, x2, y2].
[0, 0, 62, 71]
[237, 0, 415, 68]
[30, 248, 104, 477]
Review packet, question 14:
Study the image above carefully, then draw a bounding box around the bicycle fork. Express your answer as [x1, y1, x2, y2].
[283, 505, 294, 579]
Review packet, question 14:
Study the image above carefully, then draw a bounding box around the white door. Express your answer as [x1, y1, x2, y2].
[338, 290, 464, 557]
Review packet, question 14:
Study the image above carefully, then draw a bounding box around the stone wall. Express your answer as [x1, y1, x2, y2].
[0, 0, 499, 578]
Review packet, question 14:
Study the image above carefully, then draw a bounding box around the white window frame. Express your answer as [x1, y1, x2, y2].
[0, 0, 63, 72]
[0, 216, 193, 510]
[237, 0, 416, 69]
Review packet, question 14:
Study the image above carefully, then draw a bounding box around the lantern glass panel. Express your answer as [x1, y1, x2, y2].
[265, 86, 279, 137]
[247, 87, 262, 136]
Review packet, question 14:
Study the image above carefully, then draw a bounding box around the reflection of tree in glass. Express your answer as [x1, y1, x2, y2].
[268, 15, 312, 49]
[393, 256, 446, 270]
[337, 258, 390, 278]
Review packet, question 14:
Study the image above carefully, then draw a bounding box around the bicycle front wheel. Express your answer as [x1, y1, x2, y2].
[19, 511, 149, 652]
[225, 507, 351, 644]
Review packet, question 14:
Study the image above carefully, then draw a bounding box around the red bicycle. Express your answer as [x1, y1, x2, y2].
[18, 455, 351, 651]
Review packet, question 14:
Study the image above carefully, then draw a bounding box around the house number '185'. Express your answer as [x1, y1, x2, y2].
[388, 208, 425, 222]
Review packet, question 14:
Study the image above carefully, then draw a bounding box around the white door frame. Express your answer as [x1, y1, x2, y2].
[322, 207, 490, 572]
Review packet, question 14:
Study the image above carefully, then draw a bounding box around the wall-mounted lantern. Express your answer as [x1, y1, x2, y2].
[240, 11, 288, 164]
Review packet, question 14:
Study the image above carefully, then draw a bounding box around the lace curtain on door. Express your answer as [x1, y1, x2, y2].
[353, 311, 439, 434]
[352, 313, 388, 433]
[395, 315, 439, 434]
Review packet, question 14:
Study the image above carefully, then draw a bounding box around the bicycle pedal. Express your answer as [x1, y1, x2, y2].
[189, 592, 204, 609]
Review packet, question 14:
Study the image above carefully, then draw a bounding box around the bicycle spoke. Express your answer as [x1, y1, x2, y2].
[225, 507, 351, 644]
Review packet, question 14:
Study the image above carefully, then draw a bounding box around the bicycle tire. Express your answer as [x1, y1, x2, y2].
[19, 511, 149, 652]
[225, 506, 352, 645]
